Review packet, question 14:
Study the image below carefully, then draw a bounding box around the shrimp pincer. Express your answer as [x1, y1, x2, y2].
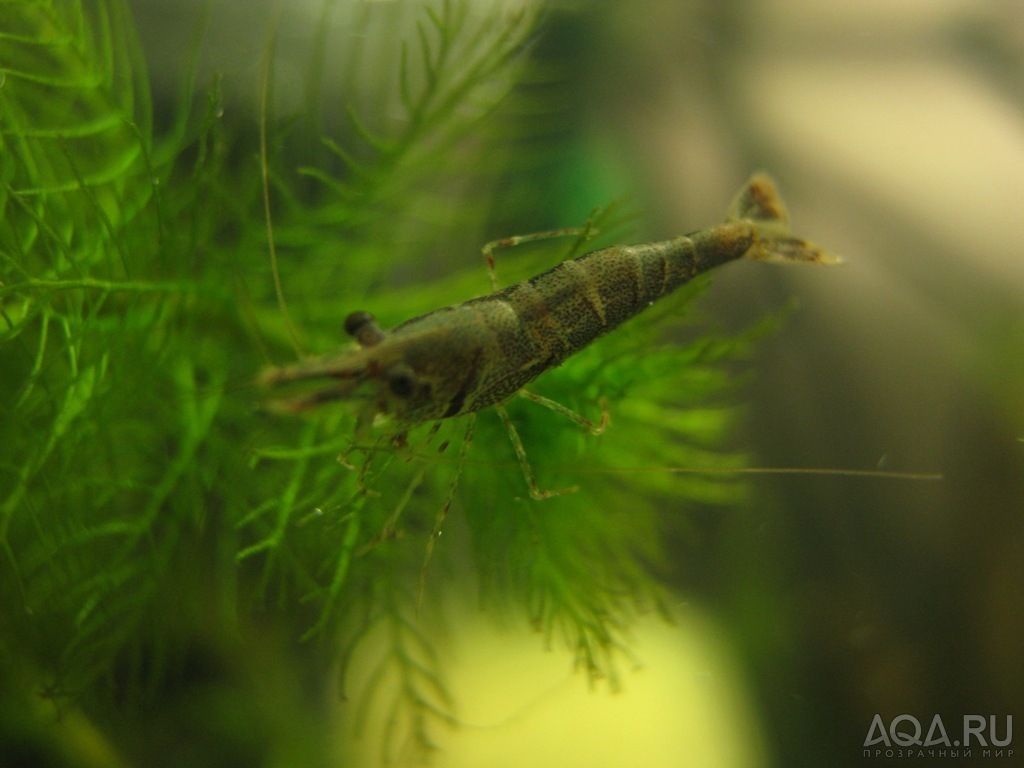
[260, 173, 838, 437]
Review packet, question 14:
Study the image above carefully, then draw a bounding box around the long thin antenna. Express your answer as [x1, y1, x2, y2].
[382, 447, 944, 481]
[583, 466, 944, 481]
[260, 9, 305, 358]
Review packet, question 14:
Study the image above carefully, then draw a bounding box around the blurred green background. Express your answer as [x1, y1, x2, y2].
[2, 1, 1021, 766]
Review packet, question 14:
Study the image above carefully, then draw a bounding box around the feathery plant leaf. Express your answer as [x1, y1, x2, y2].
[1, 0, 244, 706]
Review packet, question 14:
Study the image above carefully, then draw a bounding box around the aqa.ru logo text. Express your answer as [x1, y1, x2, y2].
[864, 714, 1012, 759]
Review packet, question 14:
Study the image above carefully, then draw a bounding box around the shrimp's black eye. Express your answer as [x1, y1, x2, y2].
[345, 311, 385, 347]
[387, 367, 416, 398]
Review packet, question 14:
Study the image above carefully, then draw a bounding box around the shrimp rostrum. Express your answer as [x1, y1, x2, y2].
[260, 173, 839, 498]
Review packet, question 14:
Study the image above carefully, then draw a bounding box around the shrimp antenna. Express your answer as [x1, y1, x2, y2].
[603, 466, 943, 481]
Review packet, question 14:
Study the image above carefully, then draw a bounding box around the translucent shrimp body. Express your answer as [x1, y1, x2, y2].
[261, 173, 837, 429]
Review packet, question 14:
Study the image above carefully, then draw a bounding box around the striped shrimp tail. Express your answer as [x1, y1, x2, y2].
[729, 173, 842, 266]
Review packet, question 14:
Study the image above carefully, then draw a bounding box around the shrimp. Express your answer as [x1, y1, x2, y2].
[261, 173, 837, 451]
[260, 173, 839, 601]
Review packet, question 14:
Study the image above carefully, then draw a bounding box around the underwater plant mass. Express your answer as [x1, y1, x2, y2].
[0, 1, 823, 763]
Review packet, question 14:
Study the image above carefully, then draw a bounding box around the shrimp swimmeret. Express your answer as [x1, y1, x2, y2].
[261, 173, 839, 500]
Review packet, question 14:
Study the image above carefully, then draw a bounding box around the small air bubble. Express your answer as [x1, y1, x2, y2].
[215, 106, 224, 118]
[296, 507, 326, 527]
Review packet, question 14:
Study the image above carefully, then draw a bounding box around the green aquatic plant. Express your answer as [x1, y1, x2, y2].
[1, 1, 763, 763]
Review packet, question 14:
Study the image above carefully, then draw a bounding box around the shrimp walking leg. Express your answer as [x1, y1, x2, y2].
[356, 465, 426, 556]
[517, 390, 609, 436]
[495, 402, 578, 500]
[481, 223, 598, 290]
[339, 434, 391, 496]
[418, 414, 476, 605]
